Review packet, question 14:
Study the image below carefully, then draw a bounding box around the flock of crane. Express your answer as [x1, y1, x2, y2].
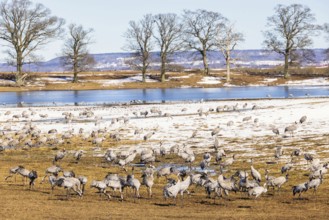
[0, 100, 327, 204]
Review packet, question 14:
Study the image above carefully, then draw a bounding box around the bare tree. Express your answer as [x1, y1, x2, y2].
[324, 23, 329, 40]
[263, 4, 319, 78]
[61, 24, 94, 83]
[153, 13, 183, 82]
[182, 9, 226, 75]
[324, 23, 329, 62]
[217, 22, 244, 82]
[123, 14, 154, 82]
[0, 0, 64, 86]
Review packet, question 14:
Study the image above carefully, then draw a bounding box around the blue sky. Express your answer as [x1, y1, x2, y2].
[1, 0, 328, 61]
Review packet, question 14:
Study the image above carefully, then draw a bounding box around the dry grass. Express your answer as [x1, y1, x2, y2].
[0, 67, 328, 92]
[1, 134, 329, 219]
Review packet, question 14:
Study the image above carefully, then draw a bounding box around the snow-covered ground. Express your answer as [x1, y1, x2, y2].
[284, 77, 329, 86]
[1, 98, 328, 163]
[197, 76, 222, 84]
[85, 74, 158, 86]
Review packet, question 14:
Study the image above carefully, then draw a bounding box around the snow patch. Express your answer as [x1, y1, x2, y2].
[198, 76, 221, 84]
[284, 78, 329, 86]
[87, 74, 158, 85]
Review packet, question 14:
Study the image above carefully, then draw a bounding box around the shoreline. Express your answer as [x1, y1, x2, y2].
[0, 71, 328, 92]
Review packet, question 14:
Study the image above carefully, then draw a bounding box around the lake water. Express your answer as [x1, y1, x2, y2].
[0, 86, 329, 106]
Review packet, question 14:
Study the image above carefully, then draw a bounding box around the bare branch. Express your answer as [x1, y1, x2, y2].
[61, 23, 94, 83]
[262, 4, 319, 78]
[153, 13, 183, 82]
[216, 22, 244, 82]
[123, 14, 154, 82]
[182, 9, 226, 75]
[0, 0, 64, 85]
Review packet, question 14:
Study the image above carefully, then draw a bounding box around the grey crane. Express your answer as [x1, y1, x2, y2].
[78, 176, 88, 194]
[141, 166, 155, 197]
[248, 183, 267, 198]
[177, 174, 193, 199]
[41, 165, 62, 183]
[227, 120, 234, 127]
[104, 177, 125, 200]
[203, 152, 212, 163]
[308, 174, 323, 194]
[117, 151, 137, 171]
[292, 182, 308, 198]
[28, 170, 38, 190]
[191, 130, 197, 138]
[140, 111, 148, 118]
[240, 177, 260, 192]
[157, 166, 177, 179]
[299, 115, 307, 124]
[5, 166, 20, 182]
[211, 126, 220, 136]
[63, 170, 76, 178]
[264, 170, 275, 182]
[242, 116, 252, 122]
[90, 180, 111, 200]
[74, 150, 84, 162]
[140, 149, 156, 164]
[272, 128, 280, 135]
[92, 137, 104, 147]
[215, 149, 226, 164]
[281, 160, 294, 174]
[143, 132, 155, 141]
[309, 163, 328, 180]
[267, 174, 289, 192]
[251, 165, 261, 183]
[53, 148, 66, 164]
[163, 174, 193, 204]
[214, 137, 220, 151]
[163, 179, 181, 204]
[291, 148, 302, 157]
[200, 160, 208, 170]
[49, 176, 82, 198]
[203, 177, 220, 199]
[220, 154, 236, 167]
[159, 142, 169, 157]
[304, 153, 313, 164]
[217, 174, 239, 197]
[125, 174, 141, 200]
[284, 124, 297, 137]
[104, 149, 117, 163]
[15, 166, 31, 185]
[275, 146, 284, 159]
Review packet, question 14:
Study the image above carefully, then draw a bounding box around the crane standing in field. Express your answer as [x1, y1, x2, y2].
[53, 148, 67, 164]
[250, 159, 261, 183]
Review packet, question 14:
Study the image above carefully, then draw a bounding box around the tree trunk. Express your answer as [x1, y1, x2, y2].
[160, 54, 166, 83]
[15, 73, 25, 87]
[284, 53, 290, 79]
[225, 49, 231, 83]
[15, 53, 25, 86]
[202, 51, 209, 75]
[142, 65, 146, 83]
[226, 57, 231, 83]
[73, 72, 78, 83]
[72, 60, 78, 83]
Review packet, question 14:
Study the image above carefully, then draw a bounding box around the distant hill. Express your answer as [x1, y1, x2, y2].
[0, 49, 327, 72]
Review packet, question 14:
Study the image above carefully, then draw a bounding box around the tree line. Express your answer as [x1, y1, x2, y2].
[0, 0, 328, 86]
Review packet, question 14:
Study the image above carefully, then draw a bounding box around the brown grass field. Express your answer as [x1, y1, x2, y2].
[1, 134, 329, 220]
[0, 67, 328, 92]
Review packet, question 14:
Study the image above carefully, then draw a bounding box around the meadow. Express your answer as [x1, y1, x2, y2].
[1, 98, 329, 219]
